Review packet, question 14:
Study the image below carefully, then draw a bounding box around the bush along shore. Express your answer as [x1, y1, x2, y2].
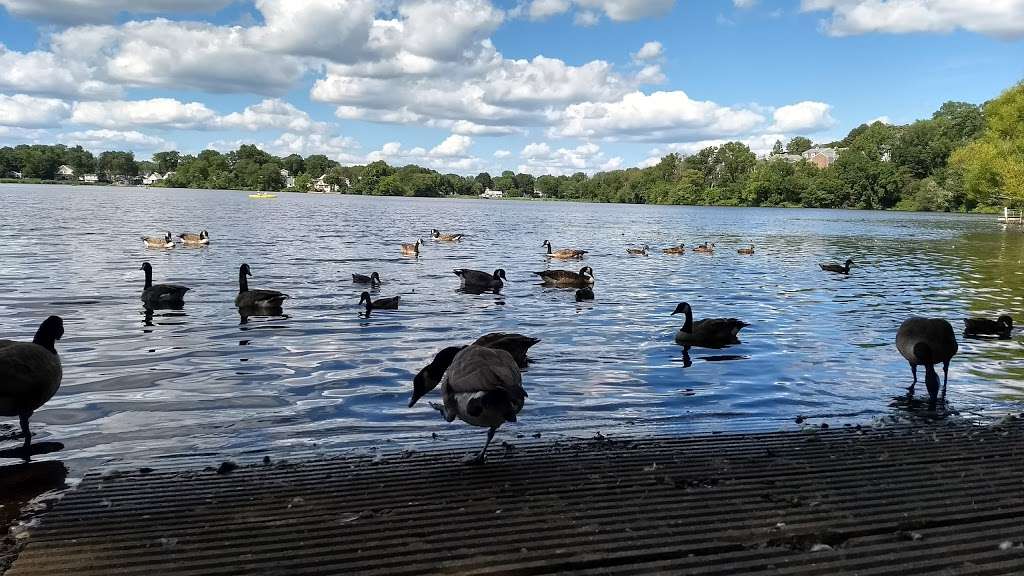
[3, 81, 1022, 213]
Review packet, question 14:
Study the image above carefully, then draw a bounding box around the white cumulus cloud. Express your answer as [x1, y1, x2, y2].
[0, 0, 233, 24]
[70, 98, 217, 129]
[633, 41, 663, 61]
[60, 128, 173, 151]
[769, 101, 836, 132]
[802, 0, 1024, 38]
[0, 94, 72, 127]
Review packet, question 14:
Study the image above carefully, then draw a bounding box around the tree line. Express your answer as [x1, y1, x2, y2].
[2, 81, 1021, 212]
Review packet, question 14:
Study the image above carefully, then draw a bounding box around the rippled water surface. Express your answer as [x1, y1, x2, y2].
[2, 184, 1023, 475]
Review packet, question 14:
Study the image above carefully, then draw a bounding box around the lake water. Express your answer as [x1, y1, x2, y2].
[1, 184, 1023, 476]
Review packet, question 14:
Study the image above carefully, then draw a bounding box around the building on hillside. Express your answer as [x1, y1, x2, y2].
[801, 147, 839, 169]
[80, 173, 100, 183]
[766, 153, 804, 163]
[311, 174, 349, 194]
[480, 189, 503, 199]
[56, 165, 75, 180]
[280, 169, 296, 189]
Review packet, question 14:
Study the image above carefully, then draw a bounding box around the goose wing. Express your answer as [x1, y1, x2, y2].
[693, 318, 749, 340]
[236, 289, 289, 307]
[373, 296, 401, 309]
[352, 273, 371, 283]
[0, 342, 62, 415]
[896, 317, 958, 363]
[533, 269, 580, 282]
[472, 333, 540, 368]
[143, 284, 190, 303]
[963, 318, 1005, 335]
[454, 269, 493, 285]
[445, 346, 525, 401]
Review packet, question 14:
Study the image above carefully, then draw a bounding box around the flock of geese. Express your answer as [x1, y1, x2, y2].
[0, 228, 1018, 464]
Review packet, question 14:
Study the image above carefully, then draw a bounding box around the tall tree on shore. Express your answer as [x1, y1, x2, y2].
[786, 137, 813, 155]
[951, 81, 1024, 206]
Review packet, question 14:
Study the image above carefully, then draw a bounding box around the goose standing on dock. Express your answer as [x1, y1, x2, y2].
[432, 229, 464, 242]
[896, 317, 958, 400]
[737, 245, 755, 255]
[0, 316, 63, 455]
[963, 315, 1013, 339]
[359, 291, 400, 312]
[542, 240, 587, 259]
[352, 272, 381, 286]
[412, 333, 539, 396]
[661, 244, 685, 255]
[672, 302, 748, 348]
[533, 266, 595, 288]
[235, 263, 289, 309]
[401, 239, 423, 256]
[453, 268, 506, 293]
[142, 232, 174, 249]
[178, 230, 210, 246]
[820, 259, 853, 274]
[627, 244, 649, 256]
[140, 262, 189, 308]
[410, 344, 527, 464]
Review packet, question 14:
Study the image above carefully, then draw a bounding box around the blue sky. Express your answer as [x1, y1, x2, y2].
[0, 0, 1022, 175]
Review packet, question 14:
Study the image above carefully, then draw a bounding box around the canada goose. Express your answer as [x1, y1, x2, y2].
[533, 266, 595, 288]
[576, 287, 595, 302]
[401, 239, 423, 256]
[454, 268, 506, 292]
[672, 302, 749, 348]
[410, 345, 526, 464]
[627, 244, 649, 256]
[963, 315, 1013, 339]
[140, 262, 189, 308]
[142, 232, 174, 249]
[352, 272, 381, 286]
[359, 291, 400, 311]
[1, 316, 63, 454]
[432, 229, 464, 242]
[737, 245, 755, 255]
[471, 333, 540, 369]
[235, 263, 289, 308]
[896, 317, 958, 399]
[542, 240, 587, 259]
[661, 244, 685, 255]
[692, 242, 716, 254]
[820, 259, 853, 274]
[179, 230, 210, 246]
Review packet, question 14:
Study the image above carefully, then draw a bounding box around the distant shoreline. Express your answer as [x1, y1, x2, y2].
[0, 180, 1001, 215]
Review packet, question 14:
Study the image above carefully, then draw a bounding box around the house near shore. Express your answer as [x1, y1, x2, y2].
[310, 174, 349, 194]
[480, 189, 503, 199]
[80, 173, 100, 183]
[56, 165, 75, 180]
[142, 172, 173, 185]
[281, 169, 295, 189]
[8, 171, 22, 179]
[801, 148, 839, 168]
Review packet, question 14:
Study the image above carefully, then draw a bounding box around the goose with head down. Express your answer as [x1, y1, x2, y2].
[179, 230, 210, 246]
[140, 262, 190, 308]
[432, 229, 464, 242]
[401, 239, 423, 256]
[0, 316, 63, 456]
[542, 240, 587, 259]
[411, 334, 538, 399]
[896, 317, 958, 400]
[820, 258, 853, 274]
[352, 272, 381, 286]
[672, 302, 749, 348]
[454, 268, 506, 292]
[410, 344, 527, 464]
[235, 263, 289, 309]
[359, 291, 400, 311]
[142, 232, 174, 249]
[963, 315, 1013, 339]
[533, 266, 595, 288]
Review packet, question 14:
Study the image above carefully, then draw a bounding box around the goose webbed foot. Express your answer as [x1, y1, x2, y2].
[462, 427, 497, 466]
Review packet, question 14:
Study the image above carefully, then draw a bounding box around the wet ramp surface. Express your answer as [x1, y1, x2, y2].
[9, 423, 1024, 575]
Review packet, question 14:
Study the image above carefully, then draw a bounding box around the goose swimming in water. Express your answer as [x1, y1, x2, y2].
[0, 316, 63, 455]
[737, 245, 755, 255]
[401, 239, 423, 256]
[692, 242, 715, 254]
[454, 268, 506, 292]
[410, 344, 527, 464]
[352, 272, 381, 286]
[627, 244, 649, 256]
[432, 229, 464, 242]
[142, 232, 174, 249]
[178, 230, 210, 246]
[575, 287, 595, 302]
[359, 291, 400, 311]
[533, 266, 595, 288]
[235, 263, 289, 309]
[820, 259, 853, 274]
[672, 302, 748, 348]
[661, 244, 685, 255]
[896, 317, 958, 400]
[963, 315, 1013, 339]
[542, 240, 587, 259]
[140, 262, 189, 308]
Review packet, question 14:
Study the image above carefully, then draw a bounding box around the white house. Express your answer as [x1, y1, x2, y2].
[56, 165, 75, 179]
[280, 169, 295, 189]
[142, 172, 167, 185]
[480, 189, 503, 199]
[311, 174, 349, 194]
[80, 173, 100, 183]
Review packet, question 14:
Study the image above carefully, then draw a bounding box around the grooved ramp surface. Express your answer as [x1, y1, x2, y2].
[9, 423, 1024, 575]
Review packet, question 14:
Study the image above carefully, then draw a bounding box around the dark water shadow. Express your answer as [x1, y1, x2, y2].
[238, 306, 287, 326]
[0, 442, 64, 461]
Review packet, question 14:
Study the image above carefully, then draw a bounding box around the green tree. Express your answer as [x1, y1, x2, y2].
[950, 82, 1024, 207]
[97, 151, 138, 178]
[281, 154, 304, 176]
[258, 162, 285, 191]
[152, 151, 180, 173]
[786, 137, 813, 155]
[304, 154, 335, 178]
[772, 140, 785, 155]
[474, 172, 493, 190]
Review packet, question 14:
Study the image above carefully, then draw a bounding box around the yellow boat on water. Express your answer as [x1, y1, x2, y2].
[249, 193, 277, 199]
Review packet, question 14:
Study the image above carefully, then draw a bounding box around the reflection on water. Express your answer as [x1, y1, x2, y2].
[0, 184, 1022, 476]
